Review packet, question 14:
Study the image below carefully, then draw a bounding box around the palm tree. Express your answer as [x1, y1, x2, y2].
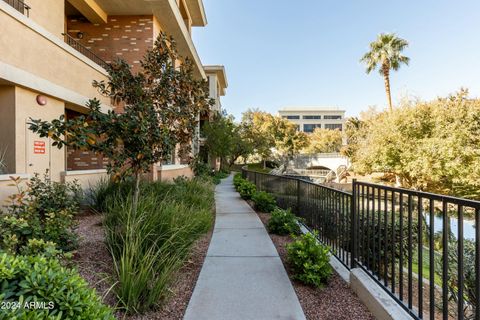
[361, 33, 410, 112]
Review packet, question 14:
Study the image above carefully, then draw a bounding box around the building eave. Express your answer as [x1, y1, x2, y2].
[204, 65, 228, 95]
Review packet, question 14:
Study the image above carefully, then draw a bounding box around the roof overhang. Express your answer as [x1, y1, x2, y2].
[153, 0, 206, 79]
[204, 65, 228, 96]
[185, 0, 207, 26]
[67, 0, 108, 24]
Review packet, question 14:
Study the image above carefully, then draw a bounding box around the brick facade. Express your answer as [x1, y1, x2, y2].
[67, 15, 155, 73]
[65, 109, 108, 171]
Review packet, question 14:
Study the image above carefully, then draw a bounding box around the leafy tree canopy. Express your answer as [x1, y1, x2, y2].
[351, 90, 480, 198]
[304, 128, 342, 154]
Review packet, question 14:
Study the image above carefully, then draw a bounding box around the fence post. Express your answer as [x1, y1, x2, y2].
[296, 179, 301, 215]
[351, 179, 357, 268]
[254, 171, 257, 187]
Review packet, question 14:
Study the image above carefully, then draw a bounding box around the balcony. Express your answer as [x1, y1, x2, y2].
[3, 0, 29, 16]
[62, 33, 108, 70]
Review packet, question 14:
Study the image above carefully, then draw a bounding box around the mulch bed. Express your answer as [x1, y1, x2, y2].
[256, 210, 375, 320]
[73, 210, 213, 320]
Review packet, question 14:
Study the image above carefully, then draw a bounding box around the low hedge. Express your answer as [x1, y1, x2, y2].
[252, 191, 276, 213]
[267, 207, 301, 235]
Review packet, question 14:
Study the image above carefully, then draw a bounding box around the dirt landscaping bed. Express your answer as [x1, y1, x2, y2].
[73, 211, 213, 320]
[256, 211, 375, 320]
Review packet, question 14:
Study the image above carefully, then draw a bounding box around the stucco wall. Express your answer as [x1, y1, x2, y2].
[15, 87, 66, 182]
[158, 165, 193, 182]
[27, 0, 65, 37]
[0, 86, 16, 173]
[0, 6, 109, 106]
[62, 169, 108, 191]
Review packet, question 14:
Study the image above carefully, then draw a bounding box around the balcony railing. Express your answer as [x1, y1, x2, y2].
[62, 33, 108, 70]
[3, 0, 30, 16]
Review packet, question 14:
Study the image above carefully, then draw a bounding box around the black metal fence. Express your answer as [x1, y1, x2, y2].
[242, 169, 480, 320]
[3, 0, 30, 16]
[62, 33, 109, 70]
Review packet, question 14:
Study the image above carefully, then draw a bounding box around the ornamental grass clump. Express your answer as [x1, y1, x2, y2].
[104, 178, 214, 314]
[286, 231, 332, 287]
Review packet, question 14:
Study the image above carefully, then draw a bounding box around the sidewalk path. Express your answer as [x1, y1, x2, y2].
[184, 175, 306, 320]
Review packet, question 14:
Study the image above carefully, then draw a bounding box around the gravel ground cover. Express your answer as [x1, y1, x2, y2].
[256, 211, 375, 320]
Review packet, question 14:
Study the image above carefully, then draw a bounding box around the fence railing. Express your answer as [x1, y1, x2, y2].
[62, 33, 108, 70]
[242, 168, 480, 320]
[3, 0, 30, 16]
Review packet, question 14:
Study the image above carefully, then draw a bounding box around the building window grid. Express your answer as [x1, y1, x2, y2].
[324, 115, 342, 120]
[303, 124, 322, 133]
[303, 115, 321, 119]
[282, 115, 300, 120]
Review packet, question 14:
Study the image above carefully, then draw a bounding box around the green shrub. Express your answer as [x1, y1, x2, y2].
[286, 232, 332, 287]
[0, 252, 115, 319]
[252, 191, 276, 212]
[0, 173, 80, 254]
[190, 156, 211, 177]
[210, 171, 229, 185]
[237, 180, 256, 200]
[233, 173, 244, 189]
[267, 207, 301, 235]
[104, 179, 214, 314]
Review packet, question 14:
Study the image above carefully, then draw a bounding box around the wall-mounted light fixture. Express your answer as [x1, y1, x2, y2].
[36, 95, 47, 106]
[77, 32, 84, 39]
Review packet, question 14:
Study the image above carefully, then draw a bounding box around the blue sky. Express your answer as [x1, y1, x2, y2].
[192, 1, 480, 120]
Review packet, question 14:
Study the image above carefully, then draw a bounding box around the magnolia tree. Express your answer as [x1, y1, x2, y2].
[29, 33, 213, 211]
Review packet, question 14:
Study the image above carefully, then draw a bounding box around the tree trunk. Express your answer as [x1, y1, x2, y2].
[263, 159, 266, 170]
[383, 66, 393, 112]
[132, 171, 141, 214]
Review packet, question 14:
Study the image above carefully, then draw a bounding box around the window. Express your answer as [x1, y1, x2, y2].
[283, 115, 300, 120]
[325, 124, 343, 131]
[303, 124, 321, 133]
[324, 115, 342, 120]
[303, 115, 321, 119]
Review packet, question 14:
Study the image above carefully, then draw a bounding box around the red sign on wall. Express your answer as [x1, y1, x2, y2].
[34, 141, 46, 154]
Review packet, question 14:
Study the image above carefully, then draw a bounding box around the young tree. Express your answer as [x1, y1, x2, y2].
[202, 113, 235, 169]
[267, 116, 308, 171]
[361, 33, 410, 112]
[304, 128, 342, 154]
[228, 124, 254, 167]
[340, 117, 366, 162]
[241, 109, 275, 169]
[29, 33, 212, 211]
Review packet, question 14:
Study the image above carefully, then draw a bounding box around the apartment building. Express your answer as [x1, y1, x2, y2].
[278, 107, 346, 133]
[0, 0, 225, 200]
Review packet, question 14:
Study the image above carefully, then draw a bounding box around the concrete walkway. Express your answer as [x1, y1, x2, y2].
[184, 175, 306, 320]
